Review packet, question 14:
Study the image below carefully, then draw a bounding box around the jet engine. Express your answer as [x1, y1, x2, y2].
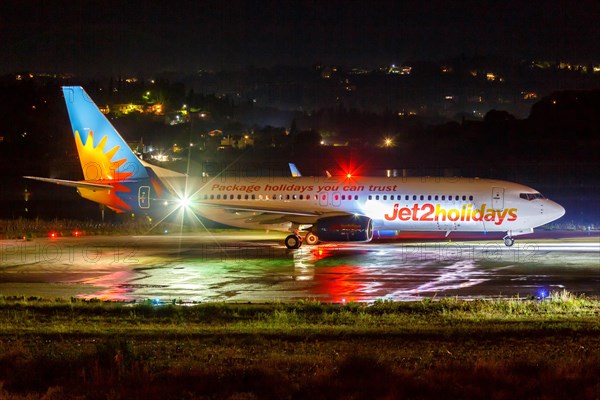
[316, 215, 373, 242]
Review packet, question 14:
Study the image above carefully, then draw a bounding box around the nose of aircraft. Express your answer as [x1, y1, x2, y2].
[548, 201, 566, 222]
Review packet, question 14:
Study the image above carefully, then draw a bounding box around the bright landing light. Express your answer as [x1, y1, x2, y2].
[178, 197, 191, 208]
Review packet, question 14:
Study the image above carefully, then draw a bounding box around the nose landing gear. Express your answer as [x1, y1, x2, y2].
[503, 235, 515, 247]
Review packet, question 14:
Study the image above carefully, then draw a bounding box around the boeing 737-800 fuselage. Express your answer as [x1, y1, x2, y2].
[147, 174, 565, 248]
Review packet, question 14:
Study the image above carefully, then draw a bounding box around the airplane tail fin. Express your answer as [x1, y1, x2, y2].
[60, 86, 168, 213]
[62, 86, 149, 182]
[26, 87, 182, 214]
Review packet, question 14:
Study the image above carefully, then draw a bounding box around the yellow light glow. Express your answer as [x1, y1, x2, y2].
[178, 197, 191, 208]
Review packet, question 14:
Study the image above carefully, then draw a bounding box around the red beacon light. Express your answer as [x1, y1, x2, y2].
[73, 230, 81, 237]
[49, 232, 57, 239]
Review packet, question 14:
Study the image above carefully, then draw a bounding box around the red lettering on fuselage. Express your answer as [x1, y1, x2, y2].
[384, 203, 518, 226]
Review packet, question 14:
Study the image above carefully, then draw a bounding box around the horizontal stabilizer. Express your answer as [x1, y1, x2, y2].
[23, 176, 114, 191]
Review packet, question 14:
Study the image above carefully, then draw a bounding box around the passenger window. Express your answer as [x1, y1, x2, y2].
[420, 195, 424, 201]
[383, 195, 387, 200]
[369, 195, 372, 200]
[469, 195, 473, 201]
[210, 194, 214, 200]
[244, 194, 249, 200]
[441, 195, 445, 201]
[376, 195, 380, 200]
[435, 195, 439, 201]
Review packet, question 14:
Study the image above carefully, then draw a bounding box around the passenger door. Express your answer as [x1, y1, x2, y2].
[138, 186, 150, 209]
[491, 187, 504, 210]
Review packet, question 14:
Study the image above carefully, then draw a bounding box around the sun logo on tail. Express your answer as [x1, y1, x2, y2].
[75, 130, 134, 182]
[74, 130, 133, 212]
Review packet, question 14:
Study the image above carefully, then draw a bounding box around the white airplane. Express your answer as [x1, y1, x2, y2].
[25, 87, 565, 249]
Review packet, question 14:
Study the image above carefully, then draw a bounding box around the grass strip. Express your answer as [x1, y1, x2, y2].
[0, 292, 599, 399]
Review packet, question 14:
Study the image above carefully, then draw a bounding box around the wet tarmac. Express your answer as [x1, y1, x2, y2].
[1, 231, 598, 302]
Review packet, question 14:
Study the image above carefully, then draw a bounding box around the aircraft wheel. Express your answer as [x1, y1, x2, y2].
[285, 234, 302, 249]
[304, 233, 319, 246]
[503, 236, 515, 247]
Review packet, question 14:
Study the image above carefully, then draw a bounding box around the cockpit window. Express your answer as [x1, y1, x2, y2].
[519, 193, 545, 201]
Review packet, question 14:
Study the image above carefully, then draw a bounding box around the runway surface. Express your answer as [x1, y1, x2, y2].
[1, 231, 598, 302]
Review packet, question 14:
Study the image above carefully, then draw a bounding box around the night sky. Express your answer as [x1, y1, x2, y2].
[1, 0, 599, 76]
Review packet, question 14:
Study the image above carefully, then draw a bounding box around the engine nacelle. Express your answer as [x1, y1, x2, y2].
[316, 215, 374, 242]
[373, 230, 399, 239]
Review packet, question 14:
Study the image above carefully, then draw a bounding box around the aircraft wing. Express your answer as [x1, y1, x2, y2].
[23, 176, 114, 191]
[196, 202, 352, 225]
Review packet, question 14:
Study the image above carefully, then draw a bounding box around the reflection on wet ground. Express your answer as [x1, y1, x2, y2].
[0, 231, 598, 302]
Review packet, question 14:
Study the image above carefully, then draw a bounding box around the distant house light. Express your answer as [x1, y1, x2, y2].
[521, 92, 538, 100]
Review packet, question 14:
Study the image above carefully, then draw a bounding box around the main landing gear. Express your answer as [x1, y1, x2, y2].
[304, 232, 319, 245]
[503, 235, 515, 247]
[284, 232, 319, 249]
[284, 234, 302, 249]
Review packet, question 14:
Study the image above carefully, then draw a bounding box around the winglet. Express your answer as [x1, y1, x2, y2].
[289, 163, 302, 177]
